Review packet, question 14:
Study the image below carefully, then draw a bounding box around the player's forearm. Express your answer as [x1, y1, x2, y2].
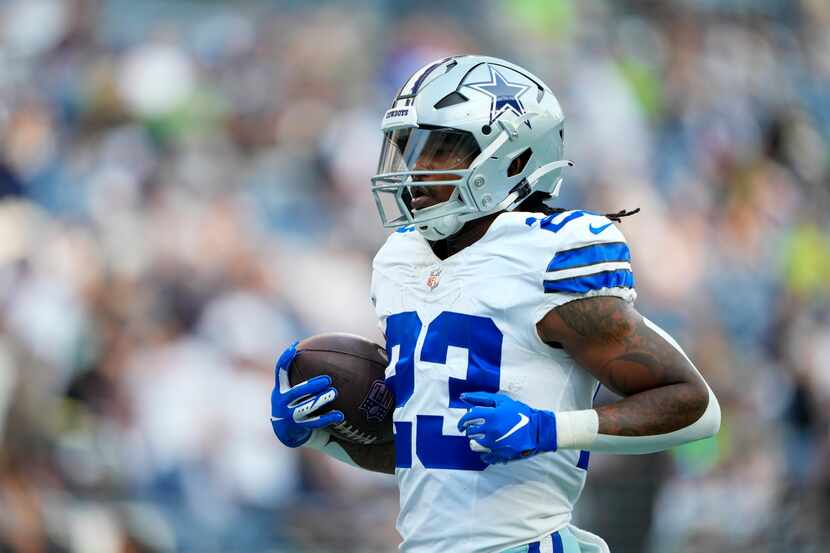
[596, 381, 709, 436]
[555, 385, 720, 454]
[330, 437, 396, 474]
[304, 430, 395, 474]
[541, 297, 721, 454]
[553, 384, 720, 454]
[553, 333, 721, 455]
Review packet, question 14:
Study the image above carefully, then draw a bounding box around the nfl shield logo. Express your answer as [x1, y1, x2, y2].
[359, 380, 394, 423]
[426, 268, 442, 290]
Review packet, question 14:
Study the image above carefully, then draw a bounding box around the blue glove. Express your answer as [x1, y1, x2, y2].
[271, 341, 344, 448]
[457, 392, 558, 465]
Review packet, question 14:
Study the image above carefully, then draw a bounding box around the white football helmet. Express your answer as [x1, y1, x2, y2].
[371, 55, 571, 240]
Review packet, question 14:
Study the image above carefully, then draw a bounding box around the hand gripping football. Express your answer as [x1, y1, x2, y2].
[290, 333, 394, 445]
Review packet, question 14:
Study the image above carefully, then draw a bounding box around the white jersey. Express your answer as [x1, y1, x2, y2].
[370, 210, 637, 553]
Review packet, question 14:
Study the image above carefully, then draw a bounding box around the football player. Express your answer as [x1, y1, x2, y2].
[270, 56, 720, 553]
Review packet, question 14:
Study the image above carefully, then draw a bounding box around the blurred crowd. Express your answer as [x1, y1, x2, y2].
[0, 0, 828, 552]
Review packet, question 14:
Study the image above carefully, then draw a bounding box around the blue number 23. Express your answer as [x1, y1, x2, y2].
[385, 311, 502, 471]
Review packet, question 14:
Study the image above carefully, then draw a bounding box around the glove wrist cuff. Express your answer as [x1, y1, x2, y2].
[535, 409, 559, 453]
[275, 425, 315, 448]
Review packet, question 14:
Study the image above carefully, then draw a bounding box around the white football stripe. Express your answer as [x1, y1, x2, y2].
[544, 261, 631, 281]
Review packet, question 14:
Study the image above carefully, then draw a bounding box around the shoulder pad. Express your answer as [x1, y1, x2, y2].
[372, 225, 424, 273]
[526, 209, 625, 243]
[528, 210, 635, 296]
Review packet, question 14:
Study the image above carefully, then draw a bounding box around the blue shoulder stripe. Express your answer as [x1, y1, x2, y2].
[543, 269, 634, 294]
[547, 242, 630, 272]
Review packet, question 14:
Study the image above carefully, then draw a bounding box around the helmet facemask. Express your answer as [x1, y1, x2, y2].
[372, 126, 482, 240]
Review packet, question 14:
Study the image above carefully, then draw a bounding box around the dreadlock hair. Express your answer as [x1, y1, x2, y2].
[516, 191, 560, 215]
[515, 191, 641, 223]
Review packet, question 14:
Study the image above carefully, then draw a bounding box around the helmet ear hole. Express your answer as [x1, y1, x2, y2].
[507, 148, 533, 177]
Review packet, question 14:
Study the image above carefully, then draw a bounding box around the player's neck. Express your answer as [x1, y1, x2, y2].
[428, 212, 501, 260]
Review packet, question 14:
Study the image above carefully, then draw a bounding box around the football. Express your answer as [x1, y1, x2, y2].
[290, 333, 394, 445]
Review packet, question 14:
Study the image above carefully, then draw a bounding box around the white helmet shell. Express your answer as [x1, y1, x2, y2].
[371, 55, 571, 240]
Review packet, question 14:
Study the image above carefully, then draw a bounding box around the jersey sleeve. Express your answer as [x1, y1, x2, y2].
[370, 256, 390, 337]
[369, 230, 412, 337]
[531, 210, 637, 322]
[369, 267, 389, 337]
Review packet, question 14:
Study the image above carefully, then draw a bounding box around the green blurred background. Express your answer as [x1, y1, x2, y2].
[0, 0, 828, 551]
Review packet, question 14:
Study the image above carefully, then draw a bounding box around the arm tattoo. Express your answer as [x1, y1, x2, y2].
[554, 297, 709, 437]
[329, 437, 396, 474]
[554, 296, 636, 342]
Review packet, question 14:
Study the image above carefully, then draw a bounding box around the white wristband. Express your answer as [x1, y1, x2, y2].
[555, 409, 599, 450]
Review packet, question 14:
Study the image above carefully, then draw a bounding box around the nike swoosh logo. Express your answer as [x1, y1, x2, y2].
[495, 413, 529, 443]
[589, 222, 612, 234]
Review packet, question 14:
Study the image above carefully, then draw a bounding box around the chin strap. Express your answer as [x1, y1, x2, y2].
[417, 212, 463, 241]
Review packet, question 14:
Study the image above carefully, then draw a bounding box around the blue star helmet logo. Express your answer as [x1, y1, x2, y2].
[466, 65, 532, 126]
